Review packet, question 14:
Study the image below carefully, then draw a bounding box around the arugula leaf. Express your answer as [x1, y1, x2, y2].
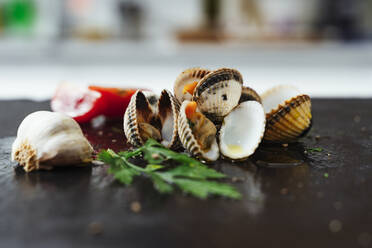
[97, 139, 241, 199]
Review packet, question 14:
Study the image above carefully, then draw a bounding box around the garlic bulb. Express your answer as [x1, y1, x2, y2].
[11, 111, 94, 172]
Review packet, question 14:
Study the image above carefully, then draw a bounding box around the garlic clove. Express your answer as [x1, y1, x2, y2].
[11, 111, 94, 172]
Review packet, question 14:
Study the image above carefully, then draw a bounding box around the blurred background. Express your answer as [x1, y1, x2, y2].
[0, 0, 371, 99]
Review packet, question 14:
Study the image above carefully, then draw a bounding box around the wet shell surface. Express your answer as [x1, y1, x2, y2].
[173, 67, 211, 103]
[261, 85, 312, 142]
[124, 90, 180, 149]
[219, 101, 266, 160]
[239, 86, 262, 104]
[11, 111, 93, 172]
[177, 100, 219, 162]
[193, 68, 243, 122]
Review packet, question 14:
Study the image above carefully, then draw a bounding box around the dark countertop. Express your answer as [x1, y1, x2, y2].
[0, 99, 371, 248]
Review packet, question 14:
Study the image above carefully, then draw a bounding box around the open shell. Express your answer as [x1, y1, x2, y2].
[124, 90, 180, 149]
[124, 90, 156, 147]
[177, 100, 219, 162]
[219, 101, 266, 160]
[239, 86, 262, 104]
[261, 85, 312, 143]
[173, 68, 211, 103]
[193, 68, 243, 122]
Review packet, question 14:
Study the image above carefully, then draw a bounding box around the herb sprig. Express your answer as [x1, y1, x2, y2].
[98, 139, 241, 199]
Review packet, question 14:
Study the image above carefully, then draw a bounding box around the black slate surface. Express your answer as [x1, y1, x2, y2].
[0, 99, 372, 248]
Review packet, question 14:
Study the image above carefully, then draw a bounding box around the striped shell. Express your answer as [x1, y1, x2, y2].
[124, 90, 181, 149]
[157, 89, 181, 149]
[239, 86, 262, 104]
[193, 68, 243, 122]
[173, 67, 211, 103]
[261, 85, 312, 143]
[124, 90, 155, 147]
[177, 100, 219, 162]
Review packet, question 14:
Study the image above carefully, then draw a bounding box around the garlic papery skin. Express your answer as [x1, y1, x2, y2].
[11, 111, 94, 172]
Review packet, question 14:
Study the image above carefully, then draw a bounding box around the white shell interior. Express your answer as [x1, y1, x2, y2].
[219, 101, 266, 160]
[161, 113, 174, 147]
[202, 139, 219, 161]
[261, 85, 301, 114]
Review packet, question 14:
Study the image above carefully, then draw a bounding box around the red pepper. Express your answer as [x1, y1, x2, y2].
[51, 83, 138, 123]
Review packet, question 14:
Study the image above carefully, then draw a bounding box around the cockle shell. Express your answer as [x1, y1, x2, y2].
[219, 101, 266, 160]
[193, 68, 243, 122]
[124, 90, 180, 149]
[11, 111, 93, 172]
[173, 67, 211, 103]
[261, 85, 312, 142]
[177, 100, 219, 162]
[124, 90, 159, 147]
[157, 89, 181, 149]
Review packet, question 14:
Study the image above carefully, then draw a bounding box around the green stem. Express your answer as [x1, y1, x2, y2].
[120, 155, 148, 173]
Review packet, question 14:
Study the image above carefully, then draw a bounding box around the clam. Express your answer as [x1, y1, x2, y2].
[178, 100, 265, 161]
[219, 101, 266, 160]
[11, 111, 93, 172]
[173, 67, 211, 103]
[192, 68, 243, 122]
[261, 85, 312, 142]
[124, 90, 180, 149]
[177, 100, 219, 161]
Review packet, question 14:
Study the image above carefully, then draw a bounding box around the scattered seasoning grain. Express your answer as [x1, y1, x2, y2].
[88, 221, 103, 236]
[98, 131, 103, 136]
[333, 201, 343, 210]
[354, 115, 361, 123]
[327, 153, 331, 157]
[111, 139, 117, 143]
[282, 143, 288, 148]
[357, 232, 372, 247]
[317, 191, 324, 198]
[329, 219, 342, 233]
[280, 188, 288, 195]
[315, 135, 321, 140]
[130, 201, 142, 213]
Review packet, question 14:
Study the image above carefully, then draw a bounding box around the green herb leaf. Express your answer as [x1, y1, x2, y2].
[173, 178, 241, 199]
[307, 147, 323, 152]
[151, 174, 174, 193]
[97, 139, 241, 199]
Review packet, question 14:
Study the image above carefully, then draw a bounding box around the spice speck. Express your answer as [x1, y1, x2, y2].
[329, 219, 342, 233]
[88, 221, 103, 236]
[130, 201, 142, 213]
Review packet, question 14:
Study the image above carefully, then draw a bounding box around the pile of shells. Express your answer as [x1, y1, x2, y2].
[124, 67, 312, 162]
